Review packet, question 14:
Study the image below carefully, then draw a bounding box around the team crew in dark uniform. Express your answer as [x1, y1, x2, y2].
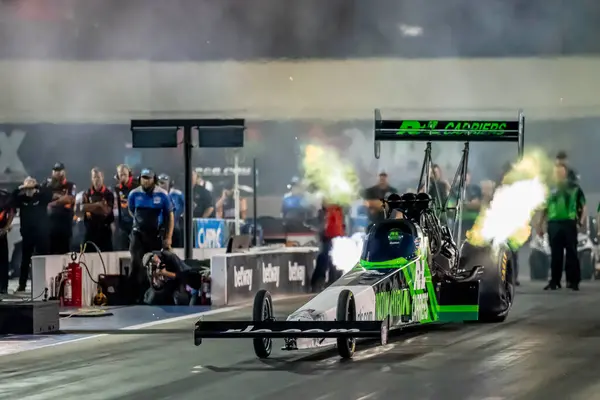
[143, 250, 204, 305]
[158, 174, 184, 248]
[128, 168, 174, 302]
[539, 163, 586, 291]
[192, 170, 214, 218]
[114, 164, 138, 250]
[0, 189, 15, 294]
[362, 172, 398, 225]
[44, 163, 75, 255]
[81, 168, 115, 252]
[12, 177, 52, 292]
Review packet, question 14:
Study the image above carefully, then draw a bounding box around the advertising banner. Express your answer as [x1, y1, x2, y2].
[195, 218, 227, 249]
[226, 251, 317, 304]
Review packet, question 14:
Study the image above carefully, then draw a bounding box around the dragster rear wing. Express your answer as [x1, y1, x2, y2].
[373, 109, 525, 158]
[193, 319, 383, 346]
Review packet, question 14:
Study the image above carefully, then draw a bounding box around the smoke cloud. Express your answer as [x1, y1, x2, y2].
[0, 0, 599, 192]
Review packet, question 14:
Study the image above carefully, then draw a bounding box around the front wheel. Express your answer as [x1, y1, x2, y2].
[252, 289, 273, 359]
[336, 289, 356, 359]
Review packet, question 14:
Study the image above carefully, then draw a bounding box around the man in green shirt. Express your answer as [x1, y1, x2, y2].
[539, 163, 586, 291]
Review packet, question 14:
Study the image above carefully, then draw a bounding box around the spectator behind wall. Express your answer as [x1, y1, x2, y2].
[43, 163, 75, 255]
[114, 164, 138, 250]
[81, 168, 115, 252]
[192, 170, 214, 218]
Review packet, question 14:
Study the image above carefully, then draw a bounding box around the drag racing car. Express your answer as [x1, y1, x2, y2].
[529, 223, 596, 281]
[193, 110, 524, 359]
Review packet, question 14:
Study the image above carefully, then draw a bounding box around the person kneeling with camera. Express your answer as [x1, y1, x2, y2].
[142, 250, 204, 305]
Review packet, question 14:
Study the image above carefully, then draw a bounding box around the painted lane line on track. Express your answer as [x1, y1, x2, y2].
[0, 294, 313, 357]
[356, 393, 378, 400]
[121, 305, 247, 330]
[0, 304, 246, 357]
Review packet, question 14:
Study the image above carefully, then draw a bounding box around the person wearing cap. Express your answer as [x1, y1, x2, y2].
[158, 174, 184, 248]
[42, 162, 76, 254]
[127, 168, 174, 302]
[362, 171, 398, 225]
[11, 177, 53, 292]
[114, 164, 139, 250]
[0, 187, 16, 294]
[81, 168, 115, 252]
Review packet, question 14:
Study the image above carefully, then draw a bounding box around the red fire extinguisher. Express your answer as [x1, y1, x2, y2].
[200, 275, 211, 305]
[62, 262, 82, 307]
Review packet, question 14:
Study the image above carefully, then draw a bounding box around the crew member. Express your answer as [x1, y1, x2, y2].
[362, 171, 398, 225]
[0, 188, 15, 294]
[216, 183, 248, 220]
[192, 170, 214, 218]
[158, 174, 184, 248]
[555, 151, 579, 184]
[12, 177, 52, 292]
[44, 163, 75, 254]
[143, 250, 204, 305]
[459, 172, 482, 242]
[128, 169, 174, 302]
[311, 200, 345, 292]
[81, 168, 115, 252]
[114, 164, 138, 250]
[538, 163, 586, 291]
[419, 164, 450, 209]
[282, 177, 308, 220]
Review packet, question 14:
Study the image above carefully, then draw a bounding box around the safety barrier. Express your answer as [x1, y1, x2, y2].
[210, 247, 318, 306]
[31, 248, 226, 307]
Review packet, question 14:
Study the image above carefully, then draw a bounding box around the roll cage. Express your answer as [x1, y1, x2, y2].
[373, 109, 525, 246]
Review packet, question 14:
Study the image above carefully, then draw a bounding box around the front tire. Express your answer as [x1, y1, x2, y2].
[336, 289, 356, 359]
[252, 289, 273, 359]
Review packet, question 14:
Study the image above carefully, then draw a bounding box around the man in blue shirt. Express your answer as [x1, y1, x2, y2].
[127, 168, 174, 302]
[282, 177, 308, 220]
[158, 174, 184, 248]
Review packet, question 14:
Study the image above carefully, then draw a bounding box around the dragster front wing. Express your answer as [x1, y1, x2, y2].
[193, 320, 383, 346]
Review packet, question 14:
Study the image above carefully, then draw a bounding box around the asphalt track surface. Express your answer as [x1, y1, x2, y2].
[3, 278, 600, 400]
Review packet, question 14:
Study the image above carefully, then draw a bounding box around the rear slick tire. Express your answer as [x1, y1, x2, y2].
[336, 289, 356, 359]
[252, 289, 273, 359]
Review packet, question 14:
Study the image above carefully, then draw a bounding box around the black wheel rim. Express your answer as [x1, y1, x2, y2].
[262, 298, 273, 352]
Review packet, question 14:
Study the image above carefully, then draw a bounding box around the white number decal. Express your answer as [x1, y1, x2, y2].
[414, 260, 426, 291]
